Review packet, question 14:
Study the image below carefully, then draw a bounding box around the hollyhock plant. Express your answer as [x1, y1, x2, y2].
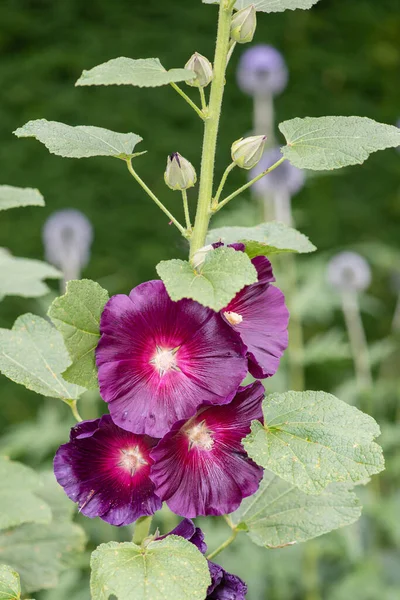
[96, 280, 247, 438]
[215, 243, 289, 378]
[161, 518, 247, 600]
[150, 381, 264, 518]
[54, 415, 161, 526]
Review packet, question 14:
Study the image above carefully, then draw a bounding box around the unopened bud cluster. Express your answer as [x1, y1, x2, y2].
[185, 53, 213, 88]
[164, 153, 197, 191]
[231, 135, 267, 170]
[231, 6, 257, 44]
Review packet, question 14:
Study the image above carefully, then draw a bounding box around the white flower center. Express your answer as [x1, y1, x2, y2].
[118, 446, 148, 476]
[224, 311, 243, 326]
[186, 420, 214, 451]
[150, 346, 180, 376]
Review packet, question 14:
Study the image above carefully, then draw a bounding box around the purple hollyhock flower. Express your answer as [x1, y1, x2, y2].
[162, 518, 247, 599]
[249, 146, 305, 198]
[237, 44, 288, 97]
[214, 244, 289, 378]
[150, 381, 264, 518]
[96, 280, 247, 438]
[54, 415, 161, 526]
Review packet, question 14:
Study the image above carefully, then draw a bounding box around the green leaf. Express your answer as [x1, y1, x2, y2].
[0, 313, 85, 401]
[156, 246, 257, 312]
[90, 537, 211, 600]
[0, 522, 86, 594]
[0, 251, 61, 301]
[14, 120, 142, 160]
[231, 470, 362, 548]
[0, 457, 52, 531]
[36, 471, 75, 523]
[202, 0, 321, 13]
[0, 186, 44, 212]
[206, 222, 316, 257]
[0, 564, 21, 600]
[76, 57, 195, 88]
[279, 116, 400, 170]
[48, 280, 109, 389]
[243, 391, 384, 494]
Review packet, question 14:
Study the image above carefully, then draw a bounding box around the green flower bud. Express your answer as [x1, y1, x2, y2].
[185, 53, 213, 88]
[164, 153, 197, 191]
[231, 5, 257, 44]
[191, 244, 214, 270]
[231, 135, 267, 170]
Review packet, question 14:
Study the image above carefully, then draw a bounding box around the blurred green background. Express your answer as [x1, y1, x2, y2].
[0, 0, 399, 599]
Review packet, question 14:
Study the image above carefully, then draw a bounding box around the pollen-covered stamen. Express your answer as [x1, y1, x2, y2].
[118, 446, 148, 476]
[150, 346, 180, 376]
[186, 420, 214, 451]
[224, 311, 243, 326]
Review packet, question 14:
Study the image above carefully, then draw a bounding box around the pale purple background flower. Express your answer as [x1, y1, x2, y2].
[237, 44, 288, 97]
[42, 209, 93, 287]
[96, 280, 247, 438]
[249, 147, 306, 198]
[54, 415, 161, 526]
[150, 382, 264, 518]
[327, 252, 372, 292]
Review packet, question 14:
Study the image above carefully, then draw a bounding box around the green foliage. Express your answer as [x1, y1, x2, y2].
[0, 186, 44, 212]
[0, 250, 61, 301]
[303, 329, 351, 365]
[0, 314, 85, 401]
[202, 0, 321, 13]
[279, 116, 400, 170]
[0, 471, 86, 595]
[48, 280, 109, 389]
[232, 470, 362, 547]
[0, 564, 22, 600]
[14, 120, 143, 160]
[243, 391, 384, 494]
[157, 246, 257, 311]
[90, 537, 211, 600]
[207, 222, 316, 256]
[76, 57, 195, 88]
[0, 457, 51, 531]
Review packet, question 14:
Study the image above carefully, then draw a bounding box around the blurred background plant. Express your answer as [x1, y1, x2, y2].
[0, 0, 399, 598]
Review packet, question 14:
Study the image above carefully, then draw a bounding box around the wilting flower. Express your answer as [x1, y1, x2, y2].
[214, 243, 289, 378]
[96, 280, 247, 438]
[327, 252, 371, 292]
[150, 382, 264, 517]
[161, 518, 248, 600]
[249, 146, 305, 198]
[237, 44, 288, 97]
[54, 415, 161, 526]
[42, 209, 93, 286]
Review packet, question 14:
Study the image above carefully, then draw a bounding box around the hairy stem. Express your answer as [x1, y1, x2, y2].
[67, 399, 82, 423]
[133, 516, 153, 545]
[212, 162, 236, 208]
[126, 160, 187, 236]
[189, 1, 234, 258]
[206, 530, 238, 561]
[212, 157, 286, 214]
[199, 87, 208, 114]
[170, 83, 205, 120]
[182, 190, 192, 231]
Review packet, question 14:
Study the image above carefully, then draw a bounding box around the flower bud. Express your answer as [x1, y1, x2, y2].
[164, 153, 197, 191]
[191, 244, 214, 270]
[184, 53, 213, 88]
[231, 135, 267, 170]
[231, 5, 257, 44]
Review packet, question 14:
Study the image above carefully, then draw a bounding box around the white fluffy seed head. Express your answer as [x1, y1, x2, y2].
[327, 252, 372, 292]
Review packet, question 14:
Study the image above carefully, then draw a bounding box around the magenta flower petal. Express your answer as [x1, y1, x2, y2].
[158, 518, 208, 554]
[96, 280, 247, 438]
[224, 281, 289, 378]
[54, 415, 161, 526]
[150, 382, 264, 518]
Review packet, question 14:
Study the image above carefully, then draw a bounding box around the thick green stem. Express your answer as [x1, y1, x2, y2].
[126, 160, 187, 236]
[212, 157, 286, 214]
[189, 1, 234, 258]
[206, 530, 238, 561]
[212, 162, 236, 208]
[133, 516, 153, 545]
[170, 83, 205, 120]
[182, 190, 192, 231]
